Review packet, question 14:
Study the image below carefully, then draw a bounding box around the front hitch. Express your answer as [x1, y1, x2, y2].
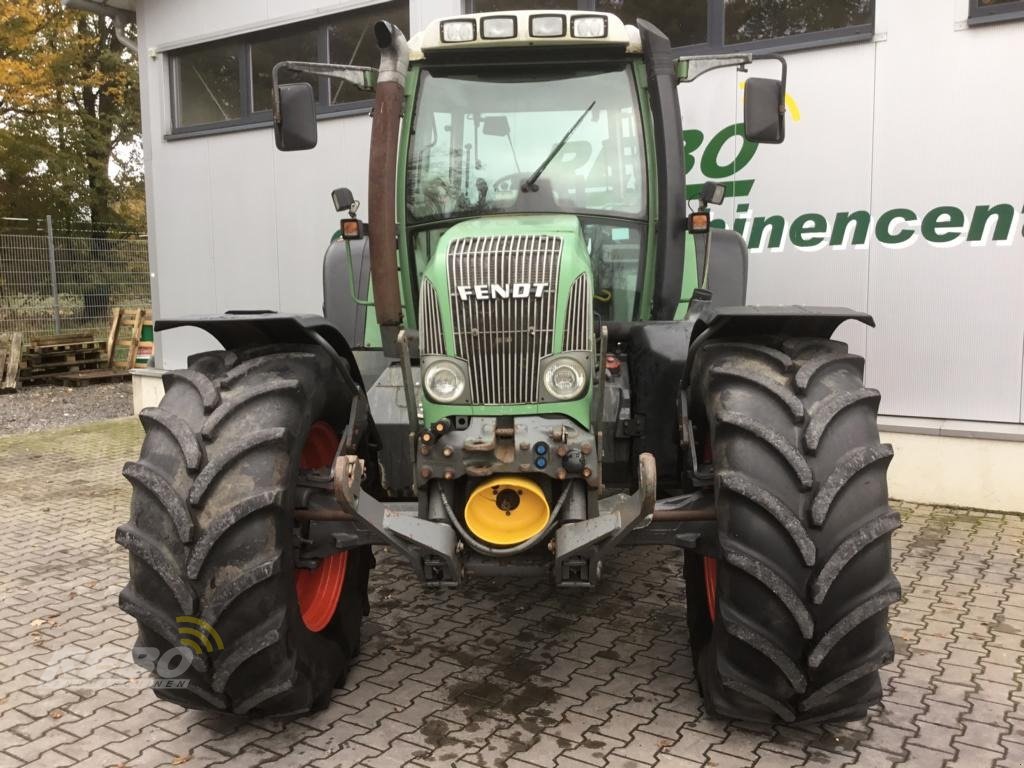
[552, 452, 656, 586]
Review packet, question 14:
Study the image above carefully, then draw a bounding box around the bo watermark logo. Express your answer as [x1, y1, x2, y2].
[41, 615, 223, 691]
[132, 617, 224, 689]
[175, 616, 224, 656]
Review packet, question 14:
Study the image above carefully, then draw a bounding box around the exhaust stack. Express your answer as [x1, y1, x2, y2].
[368, 20, 409, 356]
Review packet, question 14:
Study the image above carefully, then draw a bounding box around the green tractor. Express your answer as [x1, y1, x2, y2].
[119, 10, 899, 723]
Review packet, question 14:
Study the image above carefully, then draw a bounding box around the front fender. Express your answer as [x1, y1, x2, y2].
[690, 304, 874, 342]
[156, 312, 367, 390]
[623, 306, 873, 489]
[685, 304, 874, 385]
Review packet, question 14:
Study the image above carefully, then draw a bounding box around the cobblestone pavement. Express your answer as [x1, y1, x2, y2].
[1, 418, 1023, 767]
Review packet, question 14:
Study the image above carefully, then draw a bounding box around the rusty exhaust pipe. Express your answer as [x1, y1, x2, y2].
[368, 20, 408, 357]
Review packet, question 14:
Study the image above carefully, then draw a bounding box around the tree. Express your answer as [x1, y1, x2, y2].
[725, 0, 873, 43]
[0, 0, 142, 229]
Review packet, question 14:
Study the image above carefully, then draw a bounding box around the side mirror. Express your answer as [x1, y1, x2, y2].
[274, 82, 317, 151]
[482, 116, 511, 137]
[743, 77, 785, 144]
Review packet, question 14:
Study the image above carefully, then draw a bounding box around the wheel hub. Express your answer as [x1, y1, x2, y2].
[295, 420, 348, 632]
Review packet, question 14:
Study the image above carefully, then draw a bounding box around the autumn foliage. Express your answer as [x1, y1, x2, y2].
[0, 0, 142, 229]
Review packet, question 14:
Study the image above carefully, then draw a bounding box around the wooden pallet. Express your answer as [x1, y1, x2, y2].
[25, 339, 104, 354]
[51, 369, 132, 387]
[19, 364, 107, 382]
[29, 332, 93, 347]
[19, 333, 107, 382]
[0, 333, 23, 392]
[107, 307, 153, 370]
[23, 342, 104, 361]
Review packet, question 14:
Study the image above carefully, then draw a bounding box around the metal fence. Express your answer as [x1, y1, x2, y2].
[0, 216, 151, 337]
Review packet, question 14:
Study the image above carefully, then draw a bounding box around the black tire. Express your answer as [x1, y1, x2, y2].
[117, 345, 372, 717]
[688, 336, 900, 723]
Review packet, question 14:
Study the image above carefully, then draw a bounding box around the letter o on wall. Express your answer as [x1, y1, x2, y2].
[701, 123, 758, 180]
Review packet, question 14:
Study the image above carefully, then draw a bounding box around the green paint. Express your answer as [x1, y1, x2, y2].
[397, 66, 421, 329]
[674, 232, 698, 319]
[362, 282, 382, 348]
[749, 215, 786, 250]
[875, 208, 916, 245]
[967, 204, 1015, 242]
[790, 213, 829, 248]
[635, 59, 658, 321]
[683, 123, 756, 200]
[921, 206, 964, 244]
[830, 210, 871, 247]
[344, 241, 374, 305]
[700, 123, 757, 180]
[418, 214, 594, 428]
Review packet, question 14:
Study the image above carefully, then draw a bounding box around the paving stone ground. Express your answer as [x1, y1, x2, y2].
[1, 417, 1023, 768]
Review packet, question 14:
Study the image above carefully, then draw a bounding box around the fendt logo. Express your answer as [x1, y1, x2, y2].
[456, 283, 548, 301]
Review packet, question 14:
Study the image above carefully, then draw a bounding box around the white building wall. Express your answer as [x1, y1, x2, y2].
[136, 0, 459, 369]
[681, 0, 1024, 425]
[136, 0, 1024, 425]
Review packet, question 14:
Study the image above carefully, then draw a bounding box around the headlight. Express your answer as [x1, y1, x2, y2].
[542, 358, 587, 401]
[423, 360, 466, 403]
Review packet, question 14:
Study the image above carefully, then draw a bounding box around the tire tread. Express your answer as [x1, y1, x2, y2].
[690, 336, 900, 723]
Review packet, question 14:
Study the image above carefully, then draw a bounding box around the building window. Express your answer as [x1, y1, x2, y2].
[328, 3, 408, 105]
[471, 0, 578, 11]
[174, 41, 242, 129]
[168, 0, 408, 135]
[969, 0, 1024, 24]
[594, 0, 708, 47]
[250, 27, 320, 114]
[467, 0, 874, 52]
[724, 0, 873, 46]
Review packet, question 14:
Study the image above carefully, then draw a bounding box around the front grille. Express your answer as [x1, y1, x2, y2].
[563, 274, 592, 352]
[418, 280, 445, 356]
[447, 235, 562, 404]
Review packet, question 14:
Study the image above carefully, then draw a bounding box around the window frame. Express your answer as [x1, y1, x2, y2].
[968, 0, 1024, 26]
[167, 2, 406, 139]
[465, 1, 876, 55]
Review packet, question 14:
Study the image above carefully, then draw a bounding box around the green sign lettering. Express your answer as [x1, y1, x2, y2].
[790, 213, 828, 248]
[875, 208, 917, 245]
[921, 206, 965, 243]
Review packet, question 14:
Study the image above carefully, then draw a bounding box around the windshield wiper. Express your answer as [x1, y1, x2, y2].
[521, 100, 596, 193]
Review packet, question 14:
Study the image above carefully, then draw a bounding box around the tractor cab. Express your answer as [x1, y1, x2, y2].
[405, 45, 647, 323]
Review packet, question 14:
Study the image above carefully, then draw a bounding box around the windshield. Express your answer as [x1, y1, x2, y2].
[407, 64, 646, 224]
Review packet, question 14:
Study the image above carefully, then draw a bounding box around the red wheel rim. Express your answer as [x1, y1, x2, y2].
[295, 421, 348, 632]
[703, 556, 717, 623]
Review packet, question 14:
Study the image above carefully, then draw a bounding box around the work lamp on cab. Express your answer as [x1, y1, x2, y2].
[440, 19, 476, 43]
[571, 15, 608, 38]
[481, 16, 516, 40]
[530, 14, 566, 38]
[423, 360, 466, 403]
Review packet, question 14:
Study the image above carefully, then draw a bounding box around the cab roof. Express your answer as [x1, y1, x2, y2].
[408, 11, 642, 61]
